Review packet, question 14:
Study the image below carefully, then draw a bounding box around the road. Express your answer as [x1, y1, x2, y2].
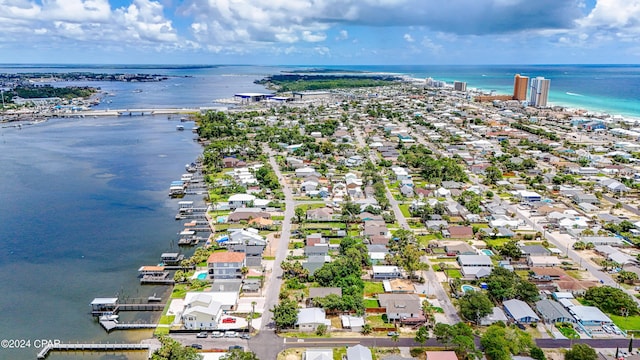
[247, 146, 296, 360]
[353, 124, 461, 324]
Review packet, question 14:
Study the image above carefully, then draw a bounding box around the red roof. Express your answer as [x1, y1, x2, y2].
[425, 351, 459, 360]
[207, 251, 246, 263]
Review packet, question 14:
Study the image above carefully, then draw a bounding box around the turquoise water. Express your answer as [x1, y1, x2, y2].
[461, 285, 477, 293]
[197, 273, 207, 280]
[481, 249, 495, 256]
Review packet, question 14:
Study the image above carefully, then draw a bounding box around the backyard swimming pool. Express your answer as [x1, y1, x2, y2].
[481, 249, 495, 256]
[461, 285, 477, 293]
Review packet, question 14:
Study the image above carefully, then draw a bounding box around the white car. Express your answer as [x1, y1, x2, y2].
[224, 331, 238, 338]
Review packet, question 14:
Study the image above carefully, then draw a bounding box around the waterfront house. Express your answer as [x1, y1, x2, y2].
[228, 193, 256, 209]
[181, 293, 223, 330]
[503, 299, 540, 324]
[227, 208, 271, 222]
[207, 252, 246, 280]
[296, 308, 331, 332]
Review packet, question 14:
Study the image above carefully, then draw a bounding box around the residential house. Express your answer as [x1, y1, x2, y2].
[535, 299, 575, 324]
[367, 244, 389, 264]
[480, 307, 509, 326]
[519, 245, 551, 257]
[301, 180, 319, 193]
[527, 256, 561, 267]
[305, 244, 329, 257]
[503, 299, 540, 324]
[378, 293, 425, 324]
[572, 192, 600, 205]
[372, 265, 402, 280]
[306, 233, 325, 246]
[340, 315, 365, 333]
[227, 193, 257, 209]
[457, 255, 493, 279]
[424, 351, 459, 360]
[305, 349, 333, 360]
[444, 241, 476, 256]
[181, 293, 223, 330]
[227, 208, 271, 222]
[447, 226, 474, 239]
[297, 308, 331, 332]
[207, 252, 246, 280]
[567, 305, 613, 326]
[308, 287, 342, 302]
[286, 157, 305, 169]
[307, 207, 333, 221]
[346, 345, 372, 360]
[363, 223, 390, 238]
[382, 279, 416, 294]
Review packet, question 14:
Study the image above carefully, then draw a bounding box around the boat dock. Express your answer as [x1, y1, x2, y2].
[99, 320, 158, 332]
[37, 342, 151, 359]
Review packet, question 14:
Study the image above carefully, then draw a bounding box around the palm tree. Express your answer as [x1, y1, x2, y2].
[361, 324, 373, 335]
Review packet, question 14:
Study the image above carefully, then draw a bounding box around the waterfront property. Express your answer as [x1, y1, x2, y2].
[207, 251, 246, 279]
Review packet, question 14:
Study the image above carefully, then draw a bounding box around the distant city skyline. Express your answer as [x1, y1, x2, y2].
[1, 0, 639, 65]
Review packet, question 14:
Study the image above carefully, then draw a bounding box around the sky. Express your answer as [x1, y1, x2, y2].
[1, 0, 639, 65]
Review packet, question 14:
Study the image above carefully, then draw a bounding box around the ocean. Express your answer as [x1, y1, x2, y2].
[0, 64, 639, 359]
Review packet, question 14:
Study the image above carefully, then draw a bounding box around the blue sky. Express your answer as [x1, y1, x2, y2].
[1, 0, 638, 65]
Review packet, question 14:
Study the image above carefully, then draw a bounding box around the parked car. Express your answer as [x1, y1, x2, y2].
[240, 333, 250, 340]
[211, 331, 223, 338]
[196, 332, 208, 338]
[222, 317, 237, 324]
[387, 331, 399, 337]
[225, 331, 238, 338]
[229, 345, 243, 351]
[190, 344, 203, 349]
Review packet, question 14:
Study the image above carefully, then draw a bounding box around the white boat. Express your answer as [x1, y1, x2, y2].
[176, 125, 185, 131]
[99, 314, 119, 321]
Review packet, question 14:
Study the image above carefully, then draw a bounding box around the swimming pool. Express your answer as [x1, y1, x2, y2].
[481, 249, 495, 256]
[196, 272, 207, 280]
[461, 285, 476, 293]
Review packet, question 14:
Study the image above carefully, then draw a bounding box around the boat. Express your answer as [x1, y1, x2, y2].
[99, 314, 119, 321]
[132, 89, 143, 93]
[148, 293, 162, 302]
[176, 125, 185, 131]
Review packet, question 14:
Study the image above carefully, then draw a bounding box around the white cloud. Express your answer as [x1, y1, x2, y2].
[302, 31, 327, 42]
[314, 46, 331, 56]
[421, 36, 442, 53]
[336, 30, 349, 40]
[403, 33, 414, 42]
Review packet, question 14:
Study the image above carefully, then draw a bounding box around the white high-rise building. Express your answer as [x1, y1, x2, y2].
[529, 77, 550, 108]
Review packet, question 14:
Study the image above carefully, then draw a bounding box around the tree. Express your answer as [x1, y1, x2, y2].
[564, 344, 597, 360]
[618, 270, 639, 283]
[458, 291, 494, 324]
[414, 325, 429, 345]
[221, 349, 259, 360]
[151, 335, 202, 360]
[484, 166, 503, 185]
[315, 324, 328, 336]
[361, 324, 372, 335]
[499, 241, 522, 260]
[530, 346, 546, 360]
[584, 285, 638, 316]
[294, 207, 305, 223]
[481, 325, 511, 360]
[270, 298, 299, 331]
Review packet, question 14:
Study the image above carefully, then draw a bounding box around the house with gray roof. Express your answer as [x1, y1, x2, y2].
[535, 299, 575, 324]
[297, 308, 331, 332]
[347, 345, 372, 360]
[503, 299, 540, 324]
[305, 349, 333, 360]
[480, 306, 508, 326]
[519, 245, 551, 257]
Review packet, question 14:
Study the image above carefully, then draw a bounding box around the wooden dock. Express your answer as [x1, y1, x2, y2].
[115, 303, 166, 312]
[100, 320, 158, 332]
[37, 343, 150, 359]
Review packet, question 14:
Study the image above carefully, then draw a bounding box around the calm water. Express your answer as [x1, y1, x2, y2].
[1, 64, 639, 359]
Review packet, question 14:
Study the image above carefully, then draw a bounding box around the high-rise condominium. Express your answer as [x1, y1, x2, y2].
[512, 74, 529, 101]
[529, 76, 550, 107]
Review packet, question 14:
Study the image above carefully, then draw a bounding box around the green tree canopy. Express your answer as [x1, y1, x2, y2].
[151, 336, 202, 360]
[458, 291, 494, 324]
[221, 349, 259, 360]
[583, 286, 638, 316]
[270, 298, 299, 330]
[565, 344, 597, 360]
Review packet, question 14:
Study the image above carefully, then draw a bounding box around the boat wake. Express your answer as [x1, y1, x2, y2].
[566, 92, 584, 97]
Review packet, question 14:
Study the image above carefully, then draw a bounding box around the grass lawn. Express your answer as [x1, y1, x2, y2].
[557, 326, 579, 339]
[484, 238, 512, 248]
[158, 315, 175, 325]
[366, 315, 395, 329]
[445, 269, 462, 279]
[295, 203, 328, 211]
[364, 299, 380, 308]
[171, 284, 188, 299]
[305, 222, 347, 230]
[364, 282, 384, 296]
[609, 314, 640, 331]
[417, 234, 438, 247]
[334, 347, 347, 360]
[399, 204, 412, 218]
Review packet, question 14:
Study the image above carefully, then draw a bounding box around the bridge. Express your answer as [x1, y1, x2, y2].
[37, 343, 151, 359]
[58, 108, 202, 117]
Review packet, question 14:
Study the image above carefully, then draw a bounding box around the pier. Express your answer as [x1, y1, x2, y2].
[99, 320, 158, 332]
[37, 342, 150, 359]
